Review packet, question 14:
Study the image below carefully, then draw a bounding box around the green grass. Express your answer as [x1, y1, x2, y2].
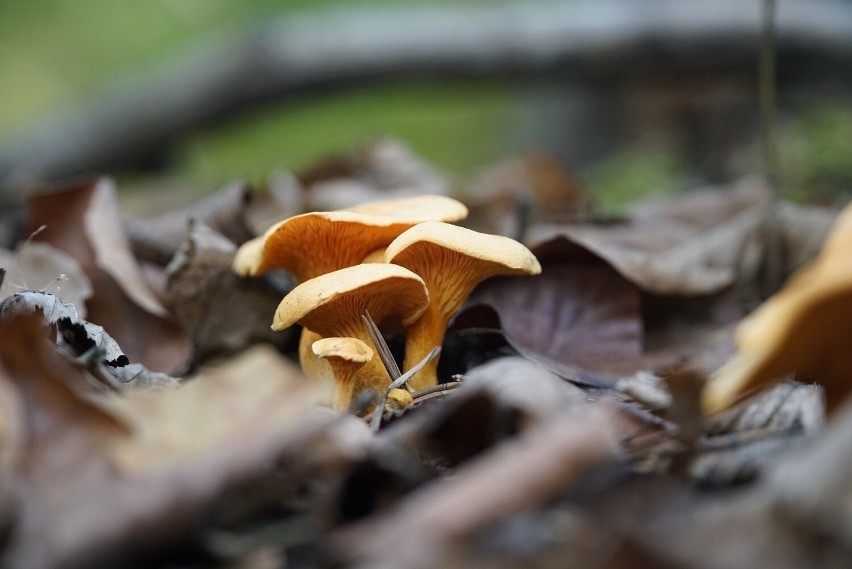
[582, 148, 683, 212]
[781, 104, 852, 201]
[173, 80, 517, 186]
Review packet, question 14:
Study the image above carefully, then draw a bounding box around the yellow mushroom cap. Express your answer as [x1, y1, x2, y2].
[312, 337, 375, 410]
[232, 235, 265, 276]
[702, 203, 852, 415]
[344, 194, 468, 221]
[312, 337, 374, 364]
[384, 221, 541, 389]
[232, 195, 468, 281]
[272, 263, 429, 335]
[385, 221, 542, 280]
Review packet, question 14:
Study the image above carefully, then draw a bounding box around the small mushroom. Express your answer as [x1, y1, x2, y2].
[273, 264, 429, 408]
[702, 203, 852, 415]
[312, 337, 374, 410]
[233, 195, 468, 280]
[234, 195, 467, 386]
[385, 221, 541, 389]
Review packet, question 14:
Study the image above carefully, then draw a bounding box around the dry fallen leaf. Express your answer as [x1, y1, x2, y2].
[127, 178, 303, 266]
[459, 237, 642, 384]
[0, 311, 358, 569]
[165, 219, 292, 365]
[28, 177, 191, 372]
[333, 404, 623, 569]
[527, 182, 769, 296]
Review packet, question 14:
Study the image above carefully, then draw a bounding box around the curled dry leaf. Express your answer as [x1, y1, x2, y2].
[0, 290, 126, 366]
[0, 290, 178, 391]
[165, 220, 291, 366]
[458, 236, 642, 385]
[28, 178, 190, 372]
[527, 182, 768, 296]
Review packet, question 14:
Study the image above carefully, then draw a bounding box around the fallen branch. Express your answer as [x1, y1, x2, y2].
[2, 0, 852, 197]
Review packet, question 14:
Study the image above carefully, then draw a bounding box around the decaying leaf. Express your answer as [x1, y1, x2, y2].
[165, 219, 292, 365]
[527, 183, 768, 296]
[333, 404, 623, 568]
[0, 311, 358, 569]
[28, 178, 191, 372]
[0, 290, 178, 392]
[459, 237, 642, 384]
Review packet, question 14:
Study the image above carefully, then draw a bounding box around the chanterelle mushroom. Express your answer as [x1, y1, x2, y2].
[273, 264, 429, 407]
[385, 221, 541, 389]
[702, 203, 852, 415]
[312, 337, 374, 410]
[233, 195, 468, 280]
[234, 194, 466, 385]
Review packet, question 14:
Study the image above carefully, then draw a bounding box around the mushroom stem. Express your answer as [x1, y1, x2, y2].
[299, 328, 332, 382]
[402, 308, 447, 390]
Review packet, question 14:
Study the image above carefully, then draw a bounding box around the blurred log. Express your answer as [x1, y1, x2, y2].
[1, 0, 852, 198]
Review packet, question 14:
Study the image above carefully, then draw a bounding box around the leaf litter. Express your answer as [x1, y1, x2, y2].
[0, 139, 848, 568]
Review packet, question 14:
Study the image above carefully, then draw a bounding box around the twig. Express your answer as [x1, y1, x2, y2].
[4, 0, 852, 196]
[410, 380, 462, 403]
[362, 310, 401, 380]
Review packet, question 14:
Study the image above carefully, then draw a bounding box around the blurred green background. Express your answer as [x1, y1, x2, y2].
[2, 0, 850, 208]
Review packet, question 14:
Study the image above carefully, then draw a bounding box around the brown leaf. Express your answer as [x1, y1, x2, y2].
[527, 182, 769, 296]
[112, 345, 334, 473]
[333, 404, 622, 568]
[164, 220, 293, 365]
[458, 237, 642, 384]
[127, 178, 303, 267]
[0, 311, 352, 569]
[28, 178, 190, 372]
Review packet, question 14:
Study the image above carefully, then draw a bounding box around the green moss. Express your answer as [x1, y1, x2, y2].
[173, 80, 516, 186]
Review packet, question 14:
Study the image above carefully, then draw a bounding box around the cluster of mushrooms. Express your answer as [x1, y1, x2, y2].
[233, 195, 541, 412]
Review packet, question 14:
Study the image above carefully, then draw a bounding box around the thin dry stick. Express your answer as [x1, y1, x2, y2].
[362, 310, 401, 380]
[411, 381, 462, 403]
[758, 0, 785, 298]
